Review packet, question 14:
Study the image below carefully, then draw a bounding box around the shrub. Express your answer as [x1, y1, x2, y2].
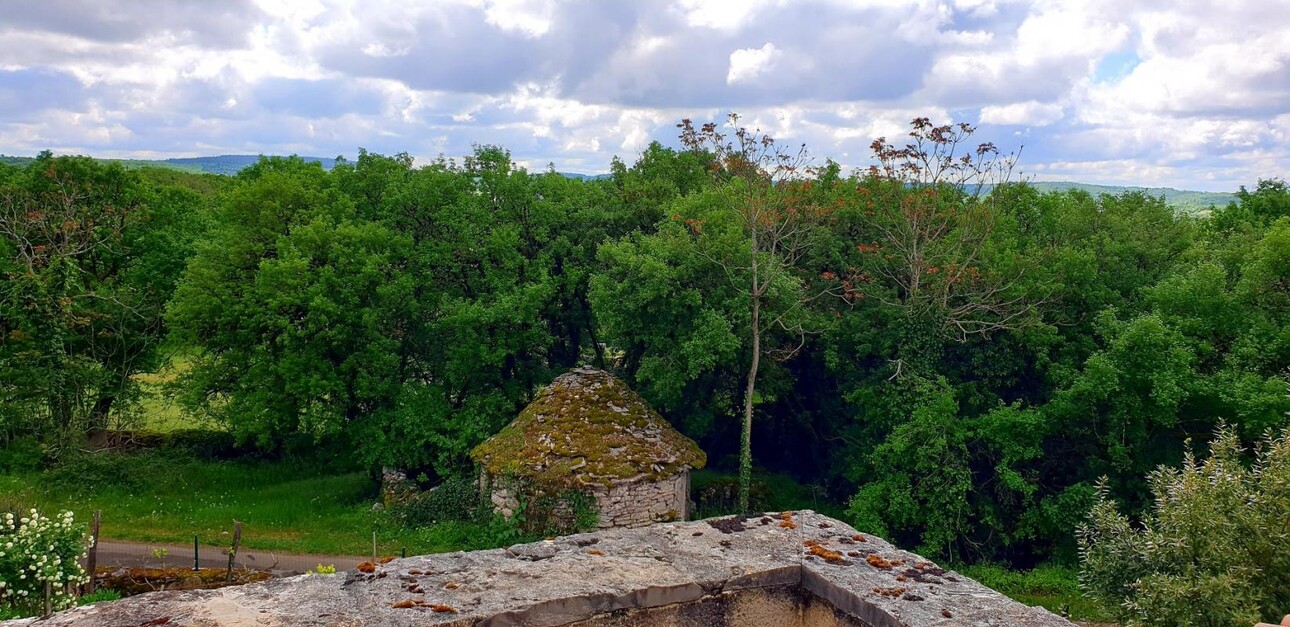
[960, 563, 1111, 622]
[77, 588, 121, 605]
[520, 488, 600, 536]
[1078, 424, 1290, 626]
[43, 452, 151, 494]
[390, 475, 484, 526]
[159, 429, 243, 459]
[0, 438, 45, 473]
[0, 509, 92, 617]
[692, 472, 773, 519]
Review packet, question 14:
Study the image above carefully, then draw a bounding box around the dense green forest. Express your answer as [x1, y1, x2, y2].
[2, 120, 1288, 572]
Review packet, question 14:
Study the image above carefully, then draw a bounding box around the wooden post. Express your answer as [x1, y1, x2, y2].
[43, 580, 51, 617]
[371, 531, 377, 562]
[84, 510, 101, 595]
[225, 521, 242, 582]
[193, 535, 199, 571]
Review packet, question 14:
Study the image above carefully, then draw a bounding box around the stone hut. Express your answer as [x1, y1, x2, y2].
[470, 367, 706, 529]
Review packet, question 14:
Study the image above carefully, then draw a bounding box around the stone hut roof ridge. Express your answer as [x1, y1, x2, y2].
[470, 367, 706, 486]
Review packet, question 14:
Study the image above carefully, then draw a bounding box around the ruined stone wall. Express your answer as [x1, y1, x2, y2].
[483, 470, 691, 530]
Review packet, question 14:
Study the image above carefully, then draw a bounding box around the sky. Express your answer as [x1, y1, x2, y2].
[1, 0, 1288, 191]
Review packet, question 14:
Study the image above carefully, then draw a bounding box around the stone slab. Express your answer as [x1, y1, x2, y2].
[3, 511, 1074, 627]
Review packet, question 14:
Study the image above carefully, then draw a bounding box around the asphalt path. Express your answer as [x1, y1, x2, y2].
[90, 540, 368, 575]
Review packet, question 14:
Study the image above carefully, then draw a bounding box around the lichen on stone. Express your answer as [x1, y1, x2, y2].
[470, 367, 706, 487]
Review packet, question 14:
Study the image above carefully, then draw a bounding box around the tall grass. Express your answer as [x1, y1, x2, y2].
[1, 449, 513, 556]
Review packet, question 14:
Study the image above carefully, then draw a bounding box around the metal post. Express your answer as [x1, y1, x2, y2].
[193, 535, 200, 571]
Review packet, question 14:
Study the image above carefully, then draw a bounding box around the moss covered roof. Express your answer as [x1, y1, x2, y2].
[471, 368, 706, 486]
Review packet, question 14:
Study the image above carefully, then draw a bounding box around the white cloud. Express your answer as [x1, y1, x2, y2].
[673, 0, 778, 30]
[0, 0, 1286, 190]
[726, 43, 781, 85]
[481, 0, 555, 37]
[980, 101, 1064, 126]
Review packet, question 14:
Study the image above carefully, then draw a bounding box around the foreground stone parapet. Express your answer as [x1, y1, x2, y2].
[5, 511, 1073, 627]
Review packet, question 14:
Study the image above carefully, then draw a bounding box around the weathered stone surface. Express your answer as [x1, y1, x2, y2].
[4, 512, 1074, 627]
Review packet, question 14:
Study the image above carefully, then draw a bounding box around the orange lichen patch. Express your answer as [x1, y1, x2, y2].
[356, 562, 376, 573]
[443, 582, 459, 590]
[393, 599, 456, 612]
[867, 554, 893, 569]
[807, 544, 846, 564]
[470, 368, 706, 487]
[407, 569, 425, 575]
[872, 586, 906, 598]
[852, 534, 867, 542]
[895, 575, 907, 582]
[803, 539, 820, 547]
[847, 551, 860, 558]
[780, 511, 794, 520]
[379, 556, 395, 564]
[586, 549, 605, 556]
[778, 520, 797, 529]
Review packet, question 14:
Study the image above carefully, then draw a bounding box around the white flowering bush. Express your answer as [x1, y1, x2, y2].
[0, 509, 92, 615]
[1078, 425, 1290, 626]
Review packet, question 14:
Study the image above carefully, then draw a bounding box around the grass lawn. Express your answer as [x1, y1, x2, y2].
[0, 450, 519, 557]
[130, 351, 214, 433]
[958, 563, 1114, 623]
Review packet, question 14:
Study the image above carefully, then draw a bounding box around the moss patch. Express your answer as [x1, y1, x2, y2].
[471, 368, 705, 487]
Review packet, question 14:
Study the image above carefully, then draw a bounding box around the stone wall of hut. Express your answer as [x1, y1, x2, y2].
[482, 470, 691, 530]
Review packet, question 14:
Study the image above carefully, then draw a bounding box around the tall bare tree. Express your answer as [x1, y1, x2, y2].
[677, 114, 832, 512]
[848, 118, 1034, 373]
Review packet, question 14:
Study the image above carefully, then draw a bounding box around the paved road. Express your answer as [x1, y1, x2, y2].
[91, 540, 368, 575]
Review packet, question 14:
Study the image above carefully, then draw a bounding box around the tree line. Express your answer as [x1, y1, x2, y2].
[2, 119, 1288, 568]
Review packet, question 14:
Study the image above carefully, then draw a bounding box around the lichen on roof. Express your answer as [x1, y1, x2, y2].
[471, 367, 706, 486]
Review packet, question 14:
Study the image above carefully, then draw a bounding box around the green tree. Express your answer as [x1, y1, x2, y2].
[167, 157, 396, 450]
[0, 154, 202, 452]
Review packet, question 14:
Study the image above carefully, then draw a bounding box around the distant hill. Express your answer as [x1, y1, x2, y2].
[164, 155, 338, 175]
[0, 153, 1237, 213]
[1014, 181, 1236, 214]
[558, 172, 612, 182]
[0, 153, 336, 176]
[1, 153, 606, 181]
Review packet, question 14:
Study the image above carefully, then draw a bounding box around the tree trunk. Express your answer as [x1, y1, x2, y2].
[740, 263, 761, 514]
[89, 394, 115, 432]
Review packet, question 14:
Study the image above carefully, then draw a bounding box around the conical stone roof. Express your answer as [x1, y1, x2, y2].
[471, 367, 706, 487]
